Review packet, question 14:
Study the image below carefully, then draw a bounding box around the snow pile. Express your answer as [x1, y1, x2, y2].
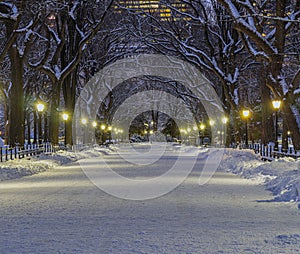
[0, 159, 58, 181]
[0, 146, 105, 182]
[219, 149, 300, 203]
[38, 146, 106, 164]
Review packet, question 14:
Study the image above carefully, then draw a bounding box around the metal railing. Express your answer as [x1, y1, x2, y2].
[0, 143, 54, 162]
[248, 143, 299, 161]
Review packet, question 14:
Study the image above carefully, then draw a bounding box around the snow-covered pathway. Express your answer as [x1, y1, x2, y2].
[0, 147, 299, 253]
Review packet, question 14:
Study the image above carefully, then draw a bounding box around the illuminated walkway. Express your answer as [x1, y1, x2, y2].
[0, 145, 299, 253]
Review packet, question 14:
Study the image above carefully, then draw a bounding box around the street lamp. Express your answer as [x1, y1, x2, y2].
[208, 120, 215, 146]
[81, 118, 87, 125]
[242, 109, 250, 148]
[200, 123, 205, 145]
[62, 113, 69, 145]
[81, 118, 87, 144]
[100, 124, 106, 130]
[100, 124, 106, 144]
[36, 102, 45, 144]
[272, 100, 282, 151]
[221, 117, 228, 146]
[62, 113, 69, 121]
[36, 103, 45, 113]
[222, 117, 228, 124]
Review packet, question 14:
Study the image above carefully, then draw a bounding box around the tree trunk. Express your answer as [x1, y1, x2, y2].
[4, 95, 9, 145]
[44, 113, 49, 142]
[3, 6, 25, 146]
[282, 105, 300, 151]
[49, 81, 60, 145]
[61, 8, 81, 146]
[26, 112, 31, 144]
[62, 71, 77, 146]
[282, 118, 288, 152]
[260, 67, 274, 145]
[8, 47, 25, 146]
[227, 109, 239, 147]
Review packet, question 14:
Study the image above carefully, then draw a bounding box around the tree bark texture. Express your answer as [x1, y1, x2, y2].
[49, 82, 60, 145]
[8, 47, 25, 146]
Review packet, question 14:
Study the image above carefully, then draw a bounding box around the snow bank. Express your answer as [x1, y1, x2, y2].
[219, 149, 300, 203]
[0, 146, 107, 182]
[0, 159, 58, 181]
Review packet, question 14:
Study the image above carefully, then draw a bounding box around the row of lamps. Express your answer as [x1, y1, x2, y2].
[35, 99, 283, 148]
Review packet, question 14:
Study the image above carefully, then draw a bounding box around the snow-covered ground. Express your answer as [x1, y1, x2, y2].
[0, 145, 113, 182]
[219, 149, 300, 205]
[0, 143, 299, 253]
[1, 144, 299, 206]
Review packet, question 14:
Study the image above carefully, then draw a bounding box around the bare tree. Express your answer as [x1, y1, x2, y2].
[28, 0, 114, 145]
[0, 1, 42, 146]
[116, 0, 257, 145]
[218, 0, 300, 149]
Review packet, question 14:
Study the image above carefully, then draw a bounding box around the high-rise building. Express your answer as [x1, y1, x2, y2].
[115, 0, 190, 21]
[108, 0, 193, 56]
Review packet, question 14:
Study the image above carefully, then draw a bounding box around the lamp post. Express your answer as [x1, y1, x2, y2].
[272, 100, 281, 151]
[100, 124, 106, 145]
[242, 109, 250, 148]
[193, 125, 198, 145]
[287, 130, 291, 150]
[81, 118, 87, 144]
[91, 121, 97, 144]
[186, 127, 191, 144]
[62, 113, 69, 145]
[107, 125, 112, 144]
[119, 129, 124, 142]
[221, 117, 228, 147]
[36, 102, 45, 144]
[209, 120, 215, 146]
[200, 123, 205, 145]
